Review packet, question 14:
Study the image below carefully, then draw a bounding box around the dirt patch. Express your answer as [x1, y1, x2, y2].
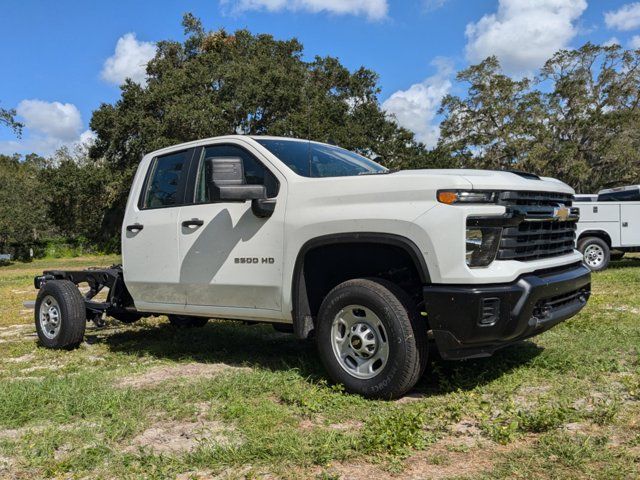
[394, 392, 427, 404]
[0, 455, 13, 472]
[127, 420, 238, 455]
[450, 419, 482, 438]
[4, 353, 36, 363]
[329, 420, 364, 431]
[116, 363, 250, 389]
[298, 417, 363, 432]
[0, 325, 32, 339]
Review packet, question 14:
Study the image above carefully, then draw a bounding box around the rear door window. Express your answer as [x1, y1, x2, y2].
[142, 150, 189, 209]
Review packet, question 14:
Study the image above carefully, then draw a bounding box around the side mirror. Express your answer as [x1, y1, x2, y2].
[207, 156, 267, 201]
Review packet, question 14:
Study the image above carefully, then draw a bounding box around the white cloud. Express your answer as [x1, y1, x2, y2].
[222, 0, 388, 20]
[382, 58, 453, 148]
[0, 100, 95, 156]
[603, 37, 620, 46]
[465, 0, 588, 76]
[605, 3, 640, 31]
[630, 35, 640, 49]
[17, 100, 82, 142]
[101, 33, 156, 86]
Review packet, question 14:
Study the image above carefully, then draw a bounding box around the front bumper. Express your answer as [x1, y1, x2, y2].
[423, 262, 591, 360]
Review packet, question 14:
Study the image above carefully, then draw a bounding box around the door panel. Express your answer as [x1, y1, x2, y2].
[621, 204, 640, 246]
[178, 142, 286, 314]
[122, 208, 183, 305]
[179, 202, 284, 310]
[122, 149, 193, 307]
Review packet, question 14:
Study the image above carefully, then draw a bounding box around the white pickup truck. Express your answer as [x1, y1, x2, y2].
[575, 185, 640, 271]
[32, 136, 591, 398]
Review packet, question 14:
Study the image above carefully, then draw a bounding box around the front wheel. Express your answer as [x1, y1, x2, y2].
[35, 280, 86, 349]
[579, 237, 610, 271]
[316, 278, 428, 399]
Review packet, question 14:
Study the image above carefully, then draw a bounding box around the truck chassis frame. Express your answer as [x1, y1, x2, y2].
[34, 266, 139, 324]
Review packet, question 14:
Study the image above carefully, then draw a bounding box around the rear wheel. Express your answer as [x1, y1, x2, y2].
[168, 315, 208, 328]
[579, 237, 610, 271]
[35, 280, 86, 349]
[316, 278, 428, 399]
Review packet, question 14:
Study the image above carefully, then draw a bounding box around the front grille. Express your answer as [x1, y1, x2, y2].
[496, 191, 577, 262]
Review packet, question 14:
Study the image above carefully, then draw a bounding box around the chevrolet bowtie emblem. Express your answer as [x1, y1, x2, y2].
[553, 205, 570, 221]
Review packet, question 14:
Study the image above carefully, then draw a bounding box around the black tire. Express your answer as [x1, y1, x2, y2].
[34, 280, 86, 349]
[316, 278, 428, 399]
[578, 237, 610, 271]
[610, 251, 625, 261]
[110, 312, 142, 324]
[168, 315, 208, 328]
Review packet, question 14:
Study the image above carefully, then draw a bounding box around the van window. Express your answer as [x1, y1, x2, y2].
[142, 151, 188, 208]
[598, 188, 640, 202]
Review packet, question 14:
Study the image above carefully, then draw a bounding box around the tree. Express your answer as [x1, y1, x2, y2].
[89, 13, 432, 240]
[0, 104, 22, 137]
[437, 44, 640, 193]
[39, 145, 117, 250]
[535, 43, 640, 192]
[0, 154, 47, 258]
[437, 57, 545, 169]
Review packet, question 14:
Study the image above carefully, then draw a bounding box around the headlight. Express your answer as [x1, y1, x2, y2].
[438, 190, 499, 204]
[466, 226, 502, 267]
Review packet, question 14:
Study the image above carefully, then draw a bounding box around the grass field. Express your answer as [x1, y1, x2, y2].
[0, 255, 638, 479]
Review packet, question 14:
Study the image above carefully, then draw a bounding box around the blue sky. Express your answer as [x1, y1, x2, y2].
[1, 0, 639, 155]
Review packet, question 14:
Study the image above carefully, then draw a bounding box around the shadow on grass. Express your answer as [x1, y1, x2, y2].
[416, 340, 543, 396]
[92, 319, 543, 396]
[605, 257, 640, 270]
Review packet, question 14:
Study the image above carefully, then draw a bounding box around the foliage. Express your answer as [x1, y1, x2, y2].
[0, 104, 22, 137]
[0, 154, 47, 258]
[38, 145, 117, 249]
[438, 43, 640, 192]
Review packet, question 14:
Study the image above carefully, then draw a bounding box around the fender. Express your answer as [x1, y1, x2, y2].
[290, 232, 430, 339]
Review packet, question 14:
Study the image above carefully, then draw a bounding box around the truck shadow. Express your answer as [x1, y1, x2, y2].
[606, 257, 640, 270]
[95, 320, 543, 397]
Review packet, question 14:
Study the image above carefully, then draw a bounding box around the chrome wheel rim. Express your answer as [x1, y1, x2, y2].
[39, 295, 61, 339]
[584, 244, 605, 268]
[330, 305, 389, 380]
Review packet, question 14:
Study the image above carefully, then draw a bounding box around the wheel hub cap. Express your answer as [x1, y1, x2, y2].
[330, 305, 389, 380]
[39, 295, 61, 339]
[584, 244, 604, 267]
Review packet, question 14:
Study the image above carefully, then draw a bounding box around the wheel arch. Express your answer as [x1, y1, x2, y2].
[290, 232, 430, 339]
[578, 230, 612, 247]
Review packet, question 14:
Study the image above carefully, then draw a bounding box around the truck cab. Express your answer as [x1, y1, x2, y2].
[33, 136, 591, 399]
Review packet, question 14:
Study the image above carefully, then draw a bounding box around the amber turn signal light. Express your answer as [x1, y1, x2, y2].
[437, 191, 458, 204]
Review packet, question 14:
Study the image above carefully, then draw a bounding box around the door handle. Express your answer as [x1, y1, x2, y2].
[622, 222, 629, 227]
[126, 223, 144, 232]
[182, 218, 204, 228]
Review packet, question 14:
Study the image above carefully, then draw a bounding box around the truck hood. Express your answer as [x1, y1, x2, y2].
[392, 169, 574, 194]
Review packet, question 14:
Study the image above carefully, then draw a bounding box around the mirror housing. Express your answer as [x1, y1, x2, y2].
[206, 156, 267, 201]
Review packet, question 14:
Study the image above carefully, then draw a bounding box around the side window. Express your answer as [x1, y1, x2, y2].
[195, 144, 279, 203]
[142, 150, 188, 209]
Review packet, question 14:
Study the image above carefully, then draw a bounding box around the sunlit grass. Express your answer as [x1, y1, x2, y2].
[0, 255, 638, 478]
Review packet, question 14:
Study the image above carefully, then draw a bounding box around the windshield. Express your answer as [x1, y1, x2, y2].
[256, 139, 388, 178]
